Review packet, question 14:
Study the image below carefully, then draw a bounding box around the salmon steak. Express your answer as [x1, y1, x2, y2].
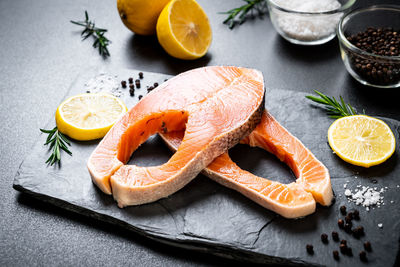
[160, 110, 333, 218]
[87, 66, 265, 207]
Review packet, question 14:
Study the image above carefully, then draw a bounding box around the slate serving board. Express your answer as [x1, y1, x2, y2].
[13, 68, 400, 266]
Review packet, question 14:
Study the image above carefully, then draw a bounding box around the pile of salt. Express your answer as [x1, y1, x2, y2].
[270, 0, 342, 42]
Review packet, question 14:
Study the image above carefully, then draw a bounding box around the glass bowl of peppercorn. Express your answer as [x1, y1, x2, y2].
[338, 5, 400, 88]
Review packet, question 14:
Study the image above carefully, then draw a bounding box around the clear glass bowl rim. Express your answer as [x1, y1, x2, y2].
[267, 0, 356, 15]
[337, 4, 400, 61]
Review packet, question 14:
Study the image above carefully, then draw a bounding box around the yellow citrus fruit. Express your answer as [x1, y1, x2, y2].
[328, 115, 396, 168]
[117, 0, 171, 35]
[156, 0, 212, 60]
[55, 93, 127, 141]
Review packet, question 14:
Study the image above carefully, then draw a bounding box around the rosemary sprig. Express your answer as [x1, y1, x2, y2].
[40, 127, 72, 166]
[220, 0, 268, 29]
[71, 11, 111, 57]
[306, 90, 359, 119]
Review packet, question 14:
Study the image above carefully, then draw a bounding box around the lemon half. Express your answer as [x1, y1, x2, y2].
[156, 0, 212, 60]
[56, 93, 127, 141]
[328, 115, 396, 167]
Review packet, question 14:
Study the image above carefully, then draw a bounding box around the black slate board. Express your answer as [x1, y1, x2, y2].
[13, 68, 400, 266]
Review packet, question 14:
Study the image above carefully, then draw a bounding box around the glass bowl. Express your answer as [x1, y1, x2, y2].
[337, 5, 400, 88]
[267, 0, 356, 45]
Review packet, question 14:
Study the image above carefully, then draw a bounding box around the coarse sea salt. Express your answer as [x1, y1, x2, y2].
[271, 0, 342, 41]
[344, 185, 386, 209]
[85, 73, 122, 97]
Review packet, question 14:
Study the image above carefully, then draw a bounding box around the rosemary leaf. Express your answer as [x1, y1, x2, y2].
[306, 90, 359, 118]
[71, 11, 111, 57]
[40, 127, 72, 166]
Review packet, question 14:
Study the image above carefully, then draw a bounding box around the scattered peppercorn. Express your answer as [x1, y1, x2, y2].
[333, 250, 339, 260]
[346, 27, 400, 86]
[340, 244, 347, 254]
[338, 219, 344, 228]
[147, 86, 154, 93]
[306, 244, 314, 254]
[347, 247, 353, 256]
[353, 210, 360, 220]
[121, 80, 127, 88]
[344, 222, 353, 233]
[332, 231, 339, 241]
[345, 214, 353, 223]
[364, 241, 372, 252]
[138, 72, 144, 79]
[153, 82, 159, 88]
[135, 79, 141, 88]
[138, 95, 143, 100]
[340, 239, 347, 246]
[128, 77, 133, 84]
[129, 88, 134, 96]
[129, 84, 134, 90]
[340, 206, 347, 215]
[359, 251, 368, 262]
[164, 79, 168, 82]
[352, 226, 364, 238]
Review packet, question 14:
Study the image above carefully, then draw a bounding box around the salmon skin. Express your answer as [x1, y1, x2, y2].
[87, 66, 265, 207]
[160, 110, 333, 219]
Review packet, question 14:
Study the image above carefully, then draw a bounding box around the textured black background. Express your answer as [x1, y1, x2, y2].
[1, 0, 399, 266]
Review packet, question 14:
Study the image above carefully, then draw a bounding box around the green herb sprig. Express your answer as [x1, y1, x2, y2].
[40, 127, 72, 166]
[221, 0, 268, 29]
[306, 90, 359, 119]
[71, 11, 111, 57]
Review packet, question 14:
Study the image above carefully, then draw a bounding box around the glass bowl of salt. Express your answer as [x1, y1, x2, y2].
[267, 0, 356, 45]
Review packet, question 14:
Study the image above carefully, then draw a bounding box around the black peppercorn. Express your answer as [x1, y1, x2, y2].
[340, 244, 347, 254]
[129, 84, 134, 90]
[129, 88, 134, 97]
[128, 77, 133, 84]
[135, 79, 141, 88]
[121, 80, 127, 88]
[345, 214, 353, 223]
[347, 247, 353, 256]
[340, 239, 347, 246]
[147, 86, 154, 92]
[360, 251, 368, 262]
[331, 231, 339, 241]
[153, 82, 159, 88]
[364, 241, 372, 252]
[306, 244, 314, 254]
[321, 233, 328, 243]
[352, 226, 364, 238]
[138, 95, 143, 100]
[340, 205, 347, 215]
[338, 219, 344, 228]
[138, 72, 144, 79]
[333, 250, 339, 260]
[344, 222, 353, 233]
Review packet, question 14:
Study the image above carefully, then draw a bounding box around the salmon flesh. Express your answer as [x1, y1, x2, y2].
[160, 110, 333, 218]
[87, 66, 265, 207]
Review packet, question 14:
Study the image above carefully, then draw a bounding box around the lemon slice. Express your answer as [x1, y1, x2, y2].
[156, 0, 212, 60]
[328, 115, 396, 167]
[55, 93, 127, 141]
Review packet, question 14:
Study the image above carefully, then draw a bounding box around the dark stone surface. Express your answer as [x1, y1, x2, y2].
[2, 0, 400, 266]
[13, 68, 400, 266]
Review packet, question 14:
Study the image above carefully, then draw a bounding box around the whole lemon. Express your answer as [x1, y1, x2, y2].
[117, 0, 171, 35]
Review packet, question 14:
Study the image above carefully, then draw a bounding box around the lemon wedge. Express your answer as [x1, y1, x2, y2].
[55, 93, 127, 141]
[328, 115, 396, 167]
[156, 0, 212, 60]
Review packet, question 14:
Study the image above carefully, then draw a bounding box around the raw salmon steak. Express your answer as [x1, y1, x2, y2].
[160, 110, 333, 218]
[87, 66, 265, 207]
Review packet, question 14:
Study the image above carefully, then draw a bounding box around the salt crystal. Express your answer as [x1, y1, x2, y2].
[85, 74, 122, 97]
[344, 189, 352, 196]
[271, 0, 342, 41]
[378, 223, 383, 228]
[343, 183, 347, 189]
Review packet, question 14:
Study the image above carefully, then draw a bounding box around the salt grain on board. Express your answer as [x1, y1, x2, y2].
[85, 73, 122, 97]
[344, 184, 387, 210]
